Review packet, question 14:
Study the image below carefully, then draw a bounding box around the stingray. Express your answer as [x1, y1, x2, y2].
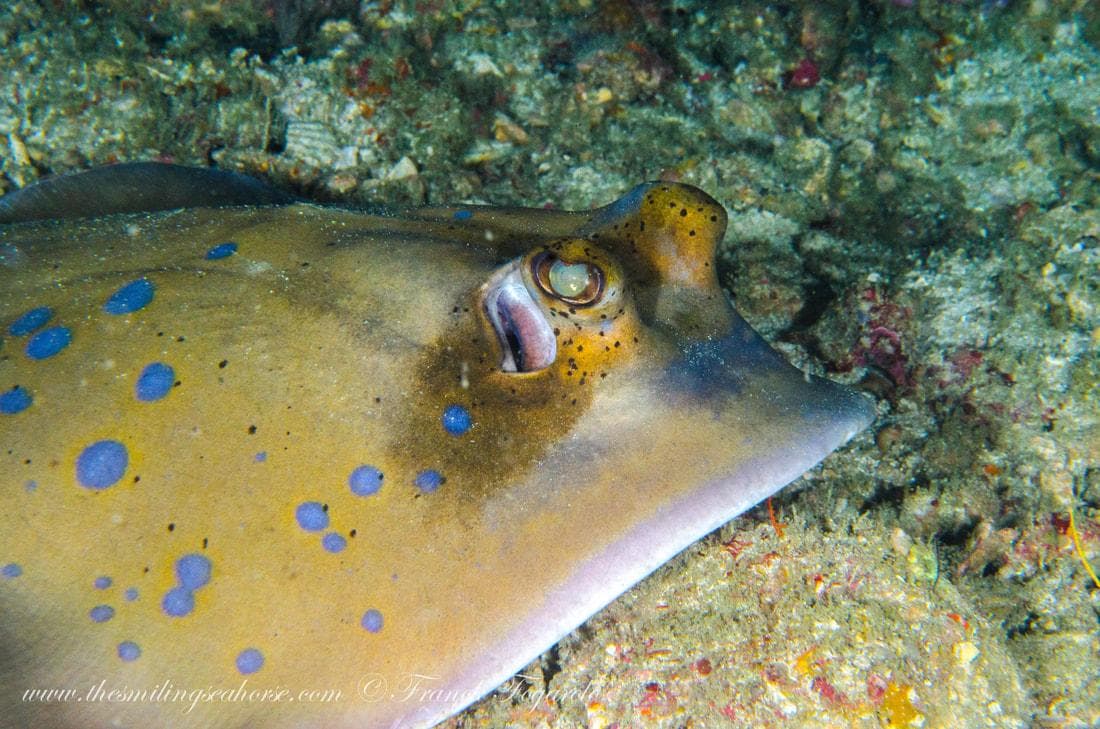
[0, 163, 873, 728]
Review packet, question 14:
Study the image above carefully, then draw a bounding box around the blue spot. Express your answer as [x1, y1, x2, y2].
[254, 451, 267, 463]
[89, 605, 115, 623]
[161, 587, 195, 618]
[295, 501, 329, 531]
[25, 326, 72, 360]
[205, 242, 238, 260]
[175, 554, 212, 590]
[124, 588, 139, 602]
[414, 469, 444, 493]
[441, 404, 472, 436]
[322, 533, 347, 553]
[23, 480, 36, 493]
[135, 362, 175, 402]
[1, 563, 22, 579]
[117, 641, 141, 662]
[361, 609, 383, 633]
[94, 576, 112, 590]
[75, 440, 128, 490]
[0, 386, 32, 415]
[453, 209, 472, 221]
[104, 278, 155, 315]
[236, 648, 264, 675]
[348, 465, 383, 496]
[9, 306, 53, 336]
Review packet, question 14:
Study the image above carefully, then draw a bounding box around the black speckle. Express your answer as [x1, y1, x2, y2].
[133, 475, 141, 483]
[167, 523, 175, 532]
[202, 537, 208, 549]
[176, 336, 186, 343]
[248, 424, 257, 435]
[349, 529, 357, 538]
[173, 380, 182, 387]
[680, 208, 687, 217]
[218, 359, 228, 369]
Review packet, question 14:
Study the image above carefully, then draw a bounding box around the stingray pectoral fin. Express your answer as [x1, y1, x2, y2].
[0, 162, 297, 223]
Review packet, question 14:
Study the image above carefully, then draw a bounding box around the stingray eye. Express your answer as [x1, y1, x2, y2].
[532, 253, 604, 306]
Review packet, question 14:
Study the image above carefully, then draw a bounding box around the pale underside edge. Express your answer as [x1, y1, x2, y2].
[370, 406, 872, 729]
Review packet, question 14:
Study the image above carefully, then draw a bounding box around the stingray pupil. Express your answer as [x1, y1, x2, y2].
[548, 259, 591, 298]
[532, 252, 603, 306]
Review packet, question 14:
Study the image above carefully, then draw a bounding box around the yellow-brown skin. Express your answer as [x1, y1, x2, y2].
[0, 179, 873, 729]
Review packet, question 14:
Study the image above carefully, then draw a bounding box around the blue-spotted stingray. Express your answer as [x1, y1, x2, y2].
[0, 163, 874, 728]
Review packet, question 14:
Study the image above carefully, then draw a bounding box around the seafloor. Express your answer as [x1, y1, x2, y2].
[1, 1, 1097, 727]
